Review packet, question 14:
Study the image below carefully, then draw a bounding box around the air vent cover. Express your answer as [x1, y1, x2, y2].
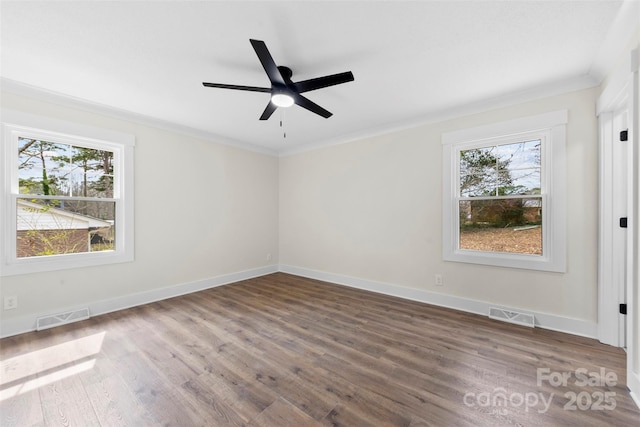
[489, 307, 535, 328]
[36, 308, 90, 331]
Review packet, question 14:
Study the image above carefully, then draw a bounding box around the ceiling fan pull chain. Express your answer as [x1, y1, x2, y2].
[281, 109, 286, 138]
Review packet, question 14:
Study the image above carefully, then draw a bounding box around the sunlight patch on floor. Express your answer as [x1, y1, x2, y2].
[0, 331, 105, 400]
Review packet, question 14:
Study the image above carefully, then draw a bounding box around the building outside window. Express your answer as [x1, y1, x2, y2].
[442, 111, 567, 272]
[1, 111, 134, 276]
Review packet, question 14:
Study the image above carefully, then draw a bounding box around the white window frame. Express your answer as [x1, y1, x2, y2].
[1, 110, 134, 276]
[442, 110, 567, 272]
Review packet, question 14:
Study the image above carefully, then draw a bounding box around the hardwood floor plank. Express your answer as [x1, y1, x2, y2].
[321, 401, 412, 427]
[112, 351, 204, 426]
[180, 374, 249, 426]
[221, 342, 337, 421]
[38, 375, 100, 427]
[1, 272, 638, 426]
[0, 388, 44, 427]
[180, 344, 280, 422]
[319, 351, 494, 426]
[83, 374, 156, 427]
[248, 397, 323, 427]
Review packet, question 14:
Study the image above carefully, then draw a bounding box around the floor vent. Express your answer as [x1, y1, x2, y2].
[36, 308, 90, 331]
[489, 307, 535, 328]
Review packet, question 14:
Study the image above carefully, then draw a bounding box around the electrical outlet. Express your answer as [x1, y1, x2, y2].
[434, 274, 443, 286]
[4, 296, 18, 310]
[266, 253, 272, 262]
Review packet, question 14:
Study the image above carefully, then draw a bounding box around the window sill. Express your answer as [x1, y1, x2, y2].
[444, 248, 565, 272]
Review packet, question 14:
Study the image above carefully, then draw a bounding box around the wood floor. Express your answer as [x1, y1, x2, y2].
[1, 272, 639, 426]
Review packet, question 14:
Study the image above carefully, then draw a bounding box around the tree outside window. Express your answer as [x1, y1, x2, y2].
[458, 140, 542, 255]
[17, 138, 115, 257]
[442, 110, 567, 272]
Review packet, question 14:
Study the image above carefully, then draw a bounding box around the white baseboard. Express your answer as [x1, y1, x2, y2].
[631, 391, 640, 410]
[0, 265, 278, 338]
[629, 373, 640, 410]
[0, 263, 598, 340]
[278, 264, 598, 339]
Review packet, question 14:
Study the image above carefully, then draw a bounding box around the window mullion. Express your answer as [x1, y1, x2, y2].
[14, 194, 118, 203]
[459, 194, 543, 201]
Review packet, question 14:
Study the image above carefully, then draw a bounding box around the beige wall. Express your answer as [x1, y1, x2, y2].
[280, 87, 599, 323]
[0, 86, 600, 334]
[1, 92, 279, 326]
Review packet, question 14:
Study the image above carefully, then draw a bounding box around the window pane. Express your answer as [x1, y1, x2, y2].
[460, 146, 509, 197]
[70, 147, 114, 197]
[460, 140, 541, 197]
[459, 198, 542, 255]
[460, 173, 495, 197]
[496, 140, 541, 195]
[509, 169, 541, 195]
[16, 198, 115, 258]
[495, 140, 541, 169]
[18, 138, 71, 196]
[18, 138, 114, 198]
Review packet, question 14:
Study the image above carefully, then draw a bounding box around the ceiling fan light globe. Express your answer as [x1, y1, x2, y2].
[271, 93, 294, 108]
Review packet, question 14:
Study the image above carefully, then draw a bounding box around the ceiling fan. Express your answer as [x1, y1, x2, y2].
[202, 39, 354, 120]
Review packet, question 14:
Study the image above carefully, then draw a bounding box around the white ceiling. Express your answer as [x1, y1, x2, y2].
[1, 1, 636, 155]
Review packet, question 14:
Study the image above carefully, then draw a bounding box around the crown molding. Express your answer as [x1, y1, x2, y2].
[0, 77, 278, 157]
[2, 72, 599, 159]
[279, 73, 599, 157]
[589, 0, 640, 82]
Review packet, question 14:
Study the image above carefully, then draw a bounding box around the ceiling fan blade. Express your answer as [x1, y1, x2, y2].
[293, 71, 354, 93]
[260, 101, 278, 120]
[294, 94, 332, 118]
[202, 82, 271, 92]
[250, 39, 286, 86]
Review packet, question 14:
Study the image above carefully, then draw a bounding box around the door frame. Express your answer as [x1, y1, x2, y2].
[597, 47, 639, 407]
[627, 47, 640, 408]
[597, 105, 628, 348]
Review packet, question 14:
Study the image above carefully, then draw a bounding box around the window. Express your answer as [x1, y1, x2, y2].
[1, 110, 134, 276]
[442, 110, 567, 272]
